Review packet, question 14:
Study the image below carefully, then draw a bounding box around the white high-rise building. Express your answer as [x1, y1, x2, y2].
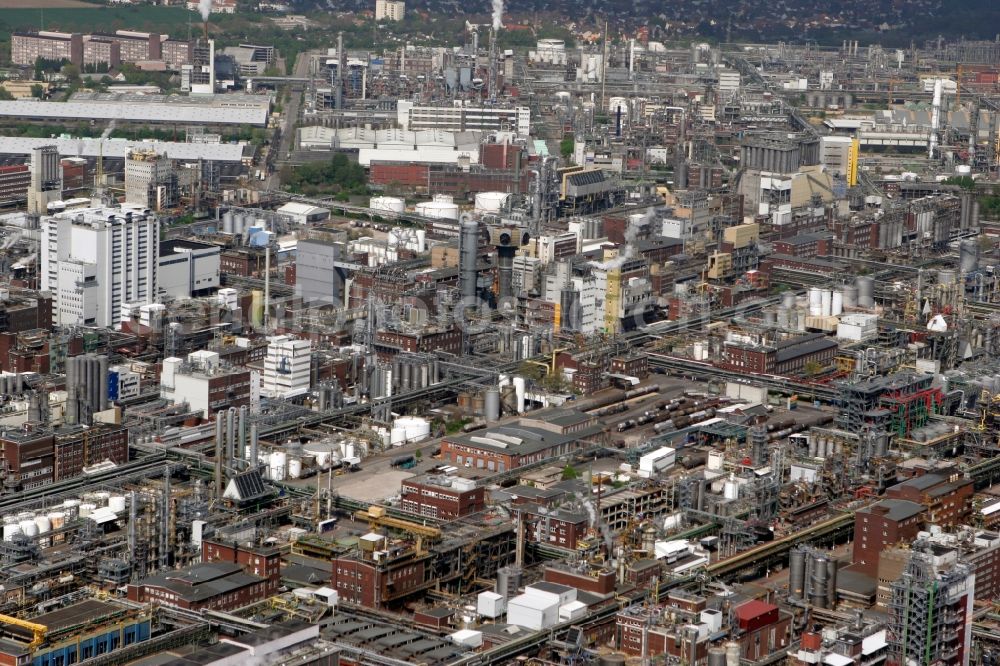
[375, 0, 405, 21]
[125, 148, 177, 211]
[261, 336, 311, 399]
[41, 206, 159, 327]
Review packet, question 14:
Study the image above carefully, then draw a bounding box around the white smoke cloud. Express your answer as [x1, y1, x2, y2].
[593, 207, 656, 270]
[199, 0, 213, 22]
[491, 0, 503, 31]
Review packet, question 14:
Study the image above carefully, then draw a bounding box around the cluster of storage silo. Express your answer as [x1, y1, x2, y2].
[392, 355, 441, 393]
[807, 287, 844, 317]
[3, 493, 131, 546]
[65, 354, 109, 426]
[788, 546, 839, 608]
[0, 373, 27, 395]
[221, 210, 260, 237]
[807, 433, 847, 459]
[314, 381, 345, 411]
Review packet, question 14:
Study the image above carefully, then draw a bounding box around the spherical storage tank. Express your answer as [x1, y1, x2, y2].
[370, 196, 405, 215]
[415, 194, 460, 221]
[474, 192, 510, 214]
[390, 416, 431, 446]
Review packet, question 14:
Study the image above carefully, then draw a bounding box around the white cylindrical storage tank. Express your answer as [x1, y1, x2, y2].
[820, 289, 832, 317]
[304, 441, 334, 467]
[343, 442, 356, 460]
[269, 451, 287, 481]
[369, 196, 406, 214]
[513, 376, 526, 414]
[415, 199, 460, 220]
[222, 211, 235, 234]
[92, 491, 111, 507]
[34, 515, 50, 534]
[726, 641, 741, 666]
[48, 512, 65, 531]
[288, 457, 302, 479]
[831, 291, 843, 316]
[3, 523, 21, 541]
[78, 502, 96, 518]
[474, 192, 510, 214]
[808, 287, 823, 316]
[108, 495, 127, 513]
[723, 480, 739, 500]
[390, 416, 431, 445]
[20, 520, 38, 537]
[781, 291, 796, 309]
[62, 499, 80, 520]
[415, 229, 427, 252]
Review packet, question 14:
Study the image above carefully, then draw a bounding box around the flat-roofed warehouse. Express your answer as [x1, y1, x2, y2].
[0, 95, 269, 127]
[0, 137, 251, 165]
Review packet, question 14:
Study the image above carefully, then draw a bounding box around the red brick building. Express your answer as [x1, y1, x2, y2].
[375, 324, 462, 359]
[331, 534, 429, 608]
[884, 472, 973, 528]
[719, 332, 838, 375]
[127, 562, 268, 611]
[519, 505, 590, 549]
[53, 424, 129, 481]
[201, 538, 282, 597]
[0, 426, 54, 491]
[0, 164, 30, 206]
[734, 599, 792, 662]
[439, 410, 602, 473]
[772, 232, 833, 258]
[400, 476, 485, 520]
[852, 499, 925, 576]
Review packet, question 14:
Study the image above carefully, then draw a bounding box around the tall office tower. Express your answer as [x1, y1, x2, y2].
[28, 145, 61, 214]
[41, 206, 159, 327]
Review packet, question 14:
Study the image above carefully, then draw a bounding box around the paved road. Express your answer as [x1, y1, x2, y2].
[266, 51, 312, 190]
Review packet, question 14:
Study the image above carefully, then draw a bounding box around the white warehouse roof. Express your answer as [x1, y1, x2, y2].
[0, 99, 268, 126]
[0, 136, 248, 162]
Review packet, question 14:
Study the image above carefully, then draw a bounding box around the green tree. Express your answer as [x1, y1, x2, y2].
[560, 137, 574, 159]
[0, 88, 14, 101]
[561, 464, 579, 480]
[29, 84, 44, 98]
[61, 63, 81, 84]
[803, 361, 824, 377]
[943, 175, 977, 190]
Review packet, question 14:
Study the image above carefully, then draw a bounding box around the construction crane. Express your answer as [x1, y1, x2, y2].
[0, 615, 47, 649]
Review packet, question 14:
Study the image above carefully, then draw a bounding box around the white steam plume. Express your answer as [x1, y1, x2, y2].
[594, 207, 655, 270]
[199, 0, 213, 22]
[491, 0, 503, 31]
